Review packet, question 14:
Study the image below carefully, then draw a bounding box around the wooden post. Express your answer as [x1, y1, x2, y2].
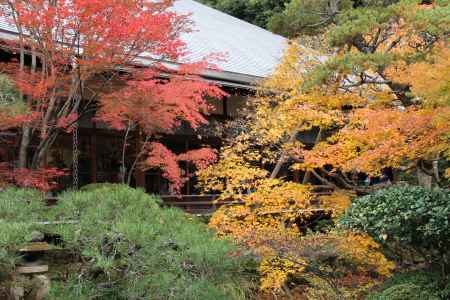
[223, 97, 228, 118]
[90, 123, 97, 183]
[135, 131, 146, 189]
[185, 139, 190, 195]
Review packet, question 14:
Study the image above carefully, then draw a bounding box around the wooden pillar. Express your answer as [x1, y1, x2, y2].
[223, 97, 228, 118]
[89, 123, 97, 183]
[185, 139, 190, 195]
[135, 131, 146, 189]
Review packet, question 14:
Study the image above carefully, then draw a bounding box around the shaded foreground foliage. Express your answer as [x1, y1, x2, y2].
[366, 269, 450, 300]
[0, 185, 256, 299]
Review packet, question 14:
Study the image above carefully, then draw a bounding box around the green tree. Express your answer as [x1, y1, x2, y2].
[269, 0, 353, 36]
[199, 0, 290, 29]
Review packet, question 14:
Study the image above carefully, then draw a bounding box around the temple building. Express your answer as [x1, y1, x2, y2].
[0, 0, 287, 198]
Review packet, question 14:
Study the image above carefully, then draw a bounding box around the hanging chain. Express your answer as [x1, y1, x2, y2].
[72, 121, 79, 190]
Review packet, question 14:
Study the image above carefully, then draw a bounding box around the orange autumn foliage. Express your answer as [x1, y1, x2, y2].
[199, 2, 448, 296]
[300, 107, 450, 176]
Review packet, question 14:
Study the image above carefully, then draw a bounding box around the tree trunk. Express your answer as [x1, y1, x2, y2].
[31, 131, 58, 169]
[18, 127, 30, 168]
[121, 122, 132, 184]
[130, 132, 148, 187]
[270, 126, 302, 179]
[432, 158, 440, 183]
[17, 19, 28, 168]
[417, 164, 432, 188]
[31, 64, 82, 169]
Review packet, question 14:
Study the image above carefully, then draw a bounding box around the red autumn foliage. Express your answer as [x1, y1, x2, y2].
[177, 148, 217, 170]
[0, 163, 65, 191]
[145, 142, 218, 193]
[145, 142, 186, 192]
[0, 0, 225, 191]
[96, 65, 226, 133]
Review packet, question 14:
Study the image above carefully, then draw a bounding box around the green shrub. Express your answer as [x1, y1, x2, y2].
[341, 185, 450, 271]
[0, 188, 46, 221]
[366, 270, 450, 300]
[0, 188, 46, 274]
[0, 186, 256, 299]
[80, 182, 123, 192]
[369, 283, 438, 300]
[46, 185, 256, 299]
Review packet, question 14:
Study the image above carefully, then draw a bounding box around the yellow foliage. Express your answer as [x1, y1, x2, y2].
[445, 168, 450, 179]
[259, 257, 305, 291]
[197, 143, 269, 196]
[198, 6, 447, 295]
[261, 41, 321, 92]
[387, 43, 450, 107]
[256, 230, 395, 293]
[339, 232, 395, 277]
[207, 178, 394, 293]
[208, 180, 313, 246]
[319, 190, 353, 219]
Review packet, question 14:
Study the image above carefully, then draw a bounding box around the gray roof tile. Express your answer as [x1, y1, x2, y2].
[173, 0, 287, 78]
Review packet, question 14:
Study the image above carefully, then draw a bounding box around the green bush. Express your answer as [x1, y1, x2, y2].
[341, 185, 450, 270]
[0, 186, 256, 299]
[80, 182, 123, 192]
[366, 270, 450, 300]
[369, 283, 438, 300]
[0, 188, 46, 274]
[46, 185, 256, 299]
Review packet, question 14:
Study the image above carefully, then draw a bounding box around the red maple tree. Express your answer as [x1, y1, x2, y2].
[0, 0, 224, 191]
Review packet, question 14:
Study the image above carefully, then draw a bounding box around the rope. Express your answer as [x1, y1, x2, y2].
[72, 121, 79, 190]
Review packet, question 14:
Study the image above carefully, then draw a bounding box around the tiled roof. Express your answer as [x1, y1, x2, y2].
[0, 0, 287, 82]
[172, 0, 287, 79]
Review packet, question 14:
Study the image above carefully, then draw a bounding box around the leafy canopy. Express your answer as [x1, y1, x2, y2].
[198, 0, 290, 29]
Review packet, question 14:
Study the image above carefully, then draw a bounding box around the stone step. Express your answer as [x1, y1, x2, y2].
[16, 263, 49, 274]
[19, 242, 51, 253]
